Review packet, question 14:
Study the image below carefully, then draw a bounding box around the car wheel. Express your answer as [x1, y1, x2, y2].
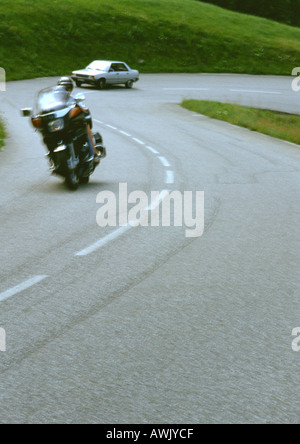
[98, 78, 106, 90]
[75, 81, 83, 87]
[126, 80, 133, 89]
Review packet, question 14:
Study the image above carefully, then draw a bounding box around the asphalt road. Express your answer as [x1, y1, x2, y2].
[0, 74, 299, 424]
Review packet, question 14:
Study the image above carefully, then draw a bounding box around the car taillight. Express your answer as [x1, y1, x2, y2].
[31, 117, 42, 128]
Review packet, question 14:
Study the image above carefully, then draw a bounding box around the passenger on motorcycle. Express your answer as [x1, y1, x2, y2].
[57, 77, 101, 164]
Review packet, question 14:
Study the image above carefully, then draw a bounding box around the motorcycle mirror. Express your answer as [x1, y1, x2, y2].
[74, 93, 85, 103]
[21, 108, 33, 117]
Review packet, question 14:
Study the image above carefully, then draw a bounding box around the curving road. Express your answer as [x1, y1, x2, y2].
[0, 74, 299, 424]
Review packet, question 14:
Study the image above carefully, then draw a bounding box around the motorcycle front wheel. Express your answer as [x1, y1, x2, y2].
[79, 176, 90, 185]
[66, 170, 79, 190]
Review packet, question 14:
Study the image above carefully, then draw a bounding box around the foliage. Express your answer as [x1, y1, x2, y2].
[198, 0, 300, 27]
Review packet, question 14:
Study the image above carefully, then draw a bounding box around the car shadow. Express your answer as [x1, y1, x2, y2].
[75, 84, 139, 92]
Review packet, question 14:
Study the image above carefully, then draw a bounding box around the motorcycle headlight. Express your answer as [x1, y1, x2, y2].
[48, 118, 64, 132]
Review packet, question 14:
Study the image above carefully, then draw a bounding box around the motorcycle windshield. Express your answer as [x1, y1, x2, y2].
[35, 87, 72, 114]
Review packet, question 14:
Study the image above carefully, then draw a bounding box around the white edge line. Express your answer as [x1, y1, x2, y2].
[0, 275, 48, 303]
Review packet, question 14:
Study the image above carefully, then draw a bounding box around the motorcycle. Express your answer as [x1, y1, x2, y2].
[21, 86, 106, 190]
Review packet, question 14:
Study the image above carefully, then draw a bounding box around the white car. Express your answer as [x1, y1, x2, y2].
[72, 60, 139, 89]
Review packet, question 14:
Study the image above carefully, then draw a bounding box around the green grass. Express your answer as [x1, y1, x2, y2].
[0, 118, 6, 151]
[1, 0, 300, 80]
[181, 100, 300, 145]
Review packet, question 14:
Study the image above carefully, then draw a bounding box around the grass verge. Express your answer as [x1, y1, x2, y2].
[181, 100, 300, 145]
[1, 0, 300, 80]
[0, 118, 6, 151]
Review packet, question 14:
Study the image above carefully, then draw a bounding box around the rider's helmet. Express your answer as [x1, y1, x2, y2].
[57, 76, 74, 94]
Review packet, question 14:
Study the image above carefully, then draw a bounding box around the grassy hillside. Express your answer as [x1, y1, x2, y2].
[1, 0, 300, 80]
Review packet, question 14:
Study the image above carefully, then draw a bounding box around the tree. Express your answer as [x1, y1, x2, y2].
[199, 0, 299, 27]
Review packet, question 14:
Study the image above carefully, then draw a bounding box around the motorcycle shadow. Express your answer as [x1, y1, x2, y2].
[38, 178, 112, 195]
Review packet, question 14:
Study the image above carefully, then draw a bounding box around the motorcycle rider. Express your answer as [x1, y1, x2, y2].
[57, 76, 101, 164]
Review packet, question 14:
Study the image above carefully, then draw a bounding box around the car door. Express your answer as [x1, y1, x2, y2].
[116, 63, 130, 83]
[106, 63, 120, 84]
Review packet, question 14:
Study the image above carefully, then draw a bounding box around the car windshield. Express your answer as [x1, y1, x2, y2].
[86, 61, 111, 72]
[35, 87, 72, 114]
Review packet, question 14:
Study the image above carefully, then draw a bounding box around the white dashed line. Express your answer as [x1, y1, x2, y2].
[163, 88, 209, 91]
[132, 138, 145, 145]
[162, 87, 282, 95]
[147, 190, 170, 211]
[158, 156, 171, 168]
[76, 225, 132, 257]
[76, 188, 173, 257]
[0, 276, 48, 303]
[77, 120, 176, 256]
[230, 89, 282, 95]
[165, 170, 175, 184]
[94, 120, 174, 187]
[119, 130, 132, 137]
[146, 146, 159, 155]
